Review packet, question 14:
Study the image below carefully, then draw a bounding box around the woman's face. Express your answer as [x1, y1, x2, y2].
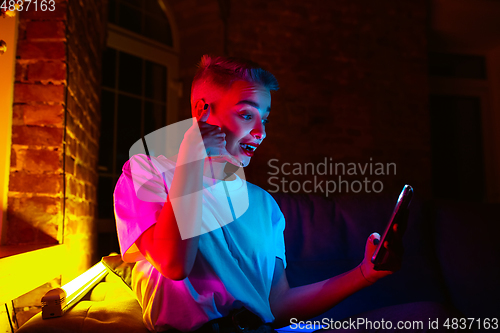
[208, 80, 271, 167]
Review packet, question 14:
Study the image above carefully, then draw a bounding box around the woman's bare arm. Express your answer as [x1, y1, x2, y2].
[135, 105, 231, 280]
[269, 233, 392, 328]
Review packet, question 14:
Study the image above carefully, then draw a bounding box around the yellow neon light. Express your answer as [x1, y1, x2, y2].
[61, 261, 107, 305]
[42, 261, 108, 319]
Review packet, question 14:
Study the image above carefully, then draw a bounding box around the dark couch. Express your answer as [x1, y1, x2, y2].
[18, 192, 500, 332]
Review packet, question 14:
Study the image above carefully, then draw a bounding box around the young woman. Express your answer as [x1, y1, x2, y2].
[114, 55, 448, 333]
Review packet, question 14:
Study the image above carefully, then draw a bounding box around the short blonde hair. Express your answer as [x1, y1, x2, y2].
[191, 55, 279, 104]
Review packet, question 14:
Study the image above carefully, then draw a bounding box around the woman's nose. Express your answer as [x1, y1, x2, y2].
[250, 123, 266, 141]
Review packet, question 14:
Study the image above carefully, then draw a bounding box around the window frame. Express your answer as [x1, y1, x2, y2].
[96, 2, 180, 234]
[0, 11, 18, 247]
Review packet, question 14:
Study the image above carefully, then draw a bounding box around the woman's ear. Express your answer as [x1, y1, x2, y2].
[193, 99, 206, 119]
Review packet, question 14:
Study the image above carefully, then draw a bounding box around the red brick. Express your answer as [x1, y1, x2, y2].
[65, 155, 75, 175]
[17, 41, 66, 60]
[4, 215, 36, 244]
[71, 102, 84, 126]
[15, 63, 28, 82]
[22, 104, 64, 126]
[66, 113, 76, 136]
[17, 19, 27, 40]
[11, 125, 63, 146]
[67, 176, 78, 196]
[81, 116, 89, 136]
[84, 184, 92, 200]
[83, 166, 91, 183]
[14, 83, 65, 103]
[8, 196, 62, 217]
[9, 172, 63, 194]
[89, 202, 95, 218]
[74, 201, 86, 216]
[26, 21, 66, 40]
[76, 144, 84, 163]
[75, 123, 84, 141]
[66, 94, 77, 118]
[88, 169, 97, 185]
[77, 183, 84, 199]
[65, 198, 77, 215]
[89, 139, 98, 157]
[66, 134, 77, 157]
[27, 61, 66, 82]
[24, 148, 62, 173]
[10, 148, 17, 168]
[12, 105, 25, 126]
[37, 216, 60, 241]
[5, 208, 60, 245]
[64, 217, 79, 237]
[75, 163, 87, 182]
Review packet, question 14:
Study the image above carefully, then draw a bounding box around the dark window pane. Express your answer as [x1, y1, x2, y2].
[98, 90, 116, 172]
[429, 53, 487, 79]
[108, 0, 117, 24]
[118, 2, 142, 35]
[145, 60, 167, 102]
[118, 51, 143, 96]
[430, 95, 485, 201]
[102, 48, 117, 88]
[144, 102, 166, 136]
[122, 0, 142, 9]
[97, 231, 120, 261]
[116, 95, 142, 172]
[144, 0, 165, 18]
[114, 0, 172, 47]
[97, 176, 113, 219]
[144, 14, 173, 46]
[97, 230, 120, 258]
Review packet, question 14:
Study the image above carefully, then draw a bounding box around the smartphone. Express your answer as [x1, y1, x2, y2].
[371, 184, 413, 271]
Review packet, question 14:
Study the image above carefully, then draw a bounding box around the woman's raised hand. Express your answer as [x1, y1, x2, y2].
[195, 104, 242, 167]
[359, 233, 393, 284]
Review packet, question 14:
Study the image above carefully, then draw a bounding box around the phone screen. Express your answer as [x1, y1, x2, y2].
[371, 185, 413, 271]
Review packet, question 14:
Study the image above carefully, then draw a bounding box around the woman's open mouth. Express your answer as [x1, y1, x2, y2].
[239, 143, 257, 157]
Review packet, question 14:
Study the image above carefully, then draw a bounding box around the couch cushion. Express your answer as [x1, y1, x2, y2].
[101, 254, 135, 289]
[17, 296, 148, 333]
[271, 192, 447, 320]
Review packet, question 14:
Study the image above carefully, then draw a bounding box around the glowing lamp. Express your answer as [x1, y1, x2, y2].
[41, 262, 108, 319]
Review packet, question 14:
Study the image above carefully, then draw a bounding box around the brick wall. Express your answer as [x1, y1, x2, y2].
[168, 0, 431, 198]
[8, 1, 68, 246]
[64, 0, 107, 277]
[6, 0, 107, 327]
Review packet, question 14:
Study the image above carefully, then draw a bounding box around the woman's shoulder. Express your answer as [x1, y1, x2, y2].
[116, 154, 175, 193]
[244, 181, 281, 208]
[121, 154, 175, 172]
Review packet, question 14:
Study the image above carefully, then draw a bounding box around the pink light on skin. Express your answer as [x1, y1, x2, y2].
[199, 80, 271, 178]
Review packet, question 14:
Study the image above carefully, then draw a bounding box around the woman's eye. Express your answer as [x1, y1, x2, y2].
[263, 119, 269, 125]
[240, 114, 252, 120]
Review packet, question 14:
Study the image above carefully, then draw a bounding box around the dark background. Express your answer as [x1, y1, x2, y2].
[95, 0, 500, 257]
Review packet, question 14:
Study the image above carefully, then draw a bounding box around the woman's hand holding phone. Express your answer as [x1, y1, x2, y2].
[358, 185, 413, 283]
[359, 233, 393, 284]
